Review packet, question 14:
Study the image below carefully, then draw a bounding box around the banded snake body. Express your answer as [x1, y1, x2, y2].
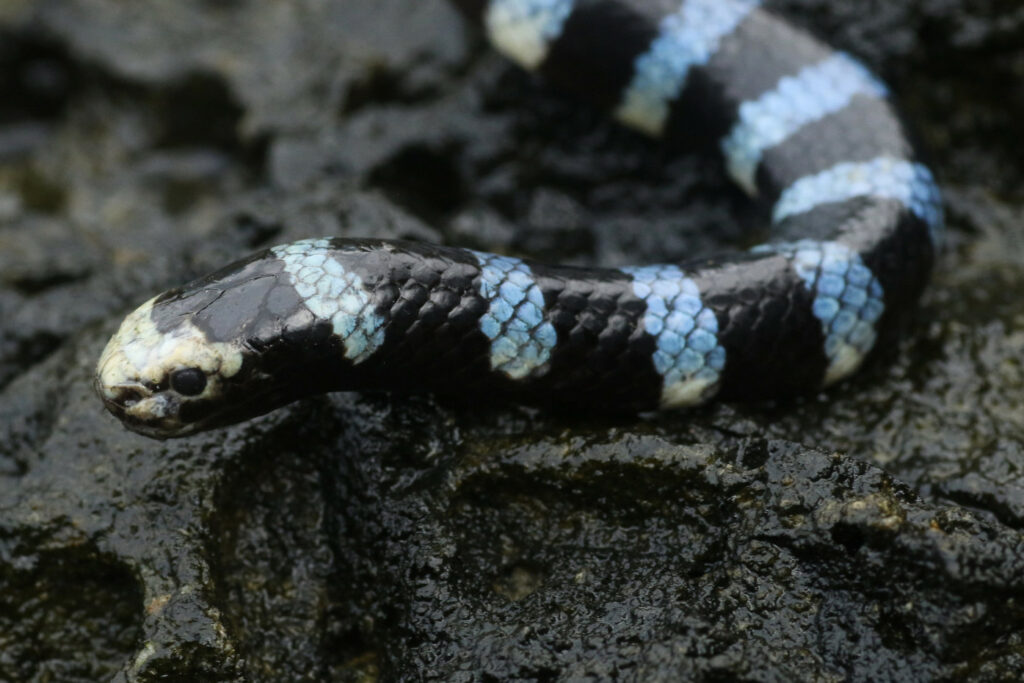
[96, 0, 943, 438]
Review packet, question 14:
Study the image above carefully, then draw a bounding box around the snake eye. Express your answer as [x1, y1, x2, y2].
[170, 368, 207, 396]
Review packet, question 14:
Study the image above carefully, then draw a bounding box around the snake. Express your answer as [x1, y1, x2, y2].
[95, 0, 943, 439]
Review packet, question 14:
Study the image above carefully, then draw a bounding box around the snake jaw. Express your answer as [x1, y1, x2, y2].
[94, 375, 181, 438]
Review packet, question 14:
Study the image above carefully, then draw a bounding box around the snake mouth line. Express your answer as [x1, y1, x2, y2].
[98, 379, 289, 440]
[97, 397, 173, 440]
[94, 378, 182, 439]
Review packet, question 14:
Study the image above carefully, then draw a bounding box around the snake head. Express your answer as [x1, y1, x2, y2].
[95, 295, 245, 439]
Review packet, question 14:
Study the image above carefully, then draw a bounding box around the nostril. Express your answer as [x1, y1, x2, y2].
[116, 387, 144, 406]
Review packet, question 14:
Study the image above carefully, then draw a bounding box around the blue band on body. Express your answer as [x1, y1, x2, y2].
[274, 239, 387, 365]
[473, 251, 558, 380]
[616, 0, 761, 136]
[624, 264, 726, 406]
[722, 52, 888, 194]
[772, 156, 945, 246]
[754, 240, 885, 385]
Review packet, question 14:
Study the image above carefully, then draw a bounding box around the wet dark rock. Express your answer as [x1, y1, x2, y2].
[1, 0, 1023, 680]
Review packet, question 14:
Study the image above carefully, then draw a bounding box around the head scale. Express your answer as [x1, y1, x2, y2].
[96, 240, 384, 438]
[95, 295, 246, 438]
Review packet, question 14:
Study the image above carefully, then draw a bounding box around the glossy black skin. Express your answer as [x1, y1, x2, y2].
[147, 219, 912, 434]
[150, 240, 664, 429]
[102, 0, 939, 434]
[447, 0, 936, 392]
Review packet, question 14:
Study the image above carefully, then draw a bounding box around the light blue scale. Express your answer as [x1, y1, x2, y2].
[624, 264, 726, 407]
[754, 240, 885, 385]
[473, 251, 557, 380]
[273, 239, 386, 365]
[616, 0, 761, 135]
[722, 52, 888, 194]
[772, 156, 945, 246]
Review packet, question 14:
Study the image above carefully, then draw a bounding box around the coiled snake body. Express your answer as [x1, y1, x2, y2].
[96, 0, 943, 438]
